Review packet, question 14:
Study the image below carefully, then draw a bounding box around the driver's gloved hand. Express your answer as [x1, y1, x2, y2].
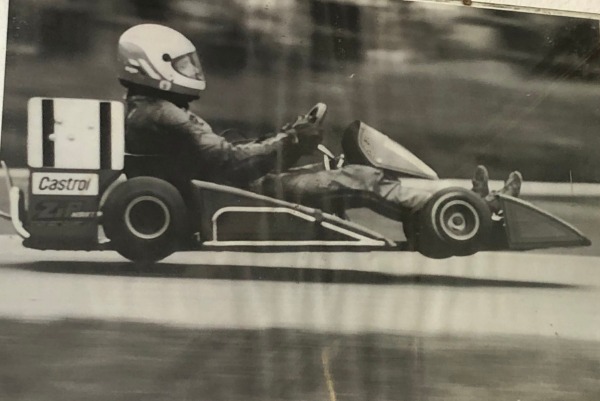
[283, 115, 323, 155]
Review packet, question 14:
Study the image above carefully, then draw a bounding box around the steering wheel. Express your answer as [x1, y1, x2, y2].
[302, 103, 345, 171]
[305, 102, 328, 126]
[291, 102, 343, 170]
[301, 102, 339, 170]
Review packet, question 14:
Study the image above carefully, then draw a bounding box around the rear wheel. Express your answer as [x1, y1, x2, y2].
[412, 187, 492, 259]
[102, 177, 188, 263]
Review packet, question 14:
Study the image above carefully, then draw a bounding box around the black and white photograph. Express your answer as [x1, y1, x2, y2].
[0, 0, 599, 399]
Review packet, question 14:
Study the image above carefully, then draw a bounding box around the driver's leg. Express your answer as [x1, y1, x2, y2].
[250, 164, 440, 220]
[251, 164, 523, 218]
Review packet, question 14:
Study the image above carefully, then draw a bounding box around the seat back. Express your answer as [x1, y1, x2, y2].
[28, 97, 125, 170]
[124, 154, 197, 205]
[124, 154, 194, 184]
[24, 97, 124, 249]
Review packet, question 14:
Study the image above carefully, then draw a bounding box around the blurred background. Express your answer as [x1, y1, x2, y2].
[2, 0, 600, 181]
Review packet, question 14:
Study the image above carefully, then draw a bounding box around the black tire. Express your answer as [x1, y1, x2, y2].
[415, 187, 492, 259]
[102, 177, 188, 263]
[404, 212, 453, 259]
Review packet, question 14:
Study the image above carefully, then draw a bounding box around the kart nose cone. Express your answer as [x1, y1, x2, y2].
[499, 194, 591, 250]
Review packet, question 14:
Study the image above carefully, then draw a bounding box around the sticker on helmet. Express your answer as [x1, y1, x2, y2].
[159, 80, 172, 91]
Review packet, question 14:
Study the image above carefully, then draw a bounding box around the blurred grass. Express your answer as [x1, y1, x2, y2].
[0, 318, 599, 401]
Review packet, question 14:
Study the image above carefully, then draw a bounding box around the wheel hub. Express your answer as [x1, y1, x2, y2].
[439, 200, 480, 241]
[125, 196, 170, 240]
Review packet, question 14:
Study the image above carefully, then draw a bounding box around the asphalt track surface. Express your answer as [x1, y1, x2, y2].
[1, 181, 599, 399]
[1, 234, 600, 400]
[0, 234, 599, 339]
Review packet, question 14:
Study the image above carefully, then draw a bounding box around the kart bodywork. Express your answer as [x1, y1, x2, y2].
[0, 97, 591, 262]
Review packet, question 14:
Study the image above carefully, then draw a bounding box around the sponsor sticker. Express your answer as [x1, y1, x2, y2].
[31, 172, 99, 196]
[31, 200, 100, 220]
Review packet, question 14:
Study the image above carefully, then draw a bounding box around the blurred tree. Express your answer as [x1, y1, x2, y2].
[536, 19, 600, 79]
[131, 0, 171, 21]
[40, 6, 91, 57]
[492, 11, 545, 57]
[309, 0, 362, 70]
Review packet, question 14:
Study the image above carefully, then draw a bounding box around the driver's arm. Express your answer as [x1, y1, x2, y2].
[158, 104, 303, 184]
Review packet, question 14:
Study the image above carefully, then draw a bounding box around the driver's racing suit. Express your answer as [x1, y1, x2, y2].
[125, 95, 436, 217]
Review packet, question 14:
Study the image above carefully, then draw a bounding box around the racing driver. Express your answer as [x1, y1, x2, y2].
[118, 24, 522, 218]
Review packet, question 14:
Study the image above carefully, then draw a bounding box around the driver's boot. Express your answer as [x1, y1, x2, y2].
[485, 171, 523, 213]
[471, 165, 490, 197]
[498, 171, 522, 198]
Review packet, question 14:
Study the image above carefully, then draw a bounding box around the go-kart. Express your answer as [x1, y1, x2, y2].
[0, 97, 590, 263]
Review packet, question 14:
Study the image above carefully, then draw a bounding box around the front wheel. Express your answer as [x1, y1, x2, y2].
[102, 177, 189, 263]
[410, 187, 492, 259]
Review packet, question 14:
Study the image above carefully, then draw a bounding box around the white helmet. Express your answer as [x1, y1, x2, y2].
[118, 24, 206, 97]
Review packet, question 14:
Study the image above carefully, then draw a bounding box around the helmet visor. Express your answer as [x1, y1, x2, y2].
[172, 52, 205, 81]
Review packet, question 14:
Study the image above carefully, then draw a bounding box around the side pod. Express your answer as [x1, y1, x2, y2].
[499, 194, 591, 250]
